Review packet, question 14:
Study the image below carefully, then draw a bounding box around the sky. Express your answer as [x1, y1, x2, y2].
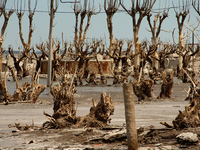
[1, 0, 200, 51]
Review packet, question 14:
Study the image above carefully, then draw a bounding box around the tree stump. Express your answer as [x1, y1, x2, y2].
[172, 91, 200, 129]
[0, 80, 12, 103]
[132, 79, 155, 101]
[157, 71, 173, 99]
[86, 72, 99, 85]
[27, 83, 46, 103]
[43, 83, 114, 128]
[74, 92, 114, 128]
[161, 89, 200, 129]
[13, 82, 31, 101]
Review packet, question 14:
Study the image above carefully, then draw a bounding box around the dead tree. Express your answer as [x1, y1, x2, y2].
[43, 67, 114, 128]
[69, 42, 96, 86]
[72, 1, 101, 85]
[104, 0, 120, 55]
[95, 41, 107, 85]
[176, 45, 199, 83]
[107, 40, 134, 84]
[123, 83, 138, 150]
[84, 40, 106, 85]
[73, 0, 101, 54]
[132, 79, 155, 101]
[121, 40, 133, 83]
[31, 45, 48, 81]
[0, 52, 46, 104]
[107, 39, 123, 84]
[16, 0, 37, 77]
[139, 41, 157, 71]
[139, 41, 159, 83]
[95, 56, 107, 85]
[147, 9, 168, 72]
[120, 0, 156, 77]
[173, 0, 199, 74]
[154, 43, 175, 71]
[73, 44, 89, 86]
[8, 46, 31, 80]
[0, 1, 14, 73]
[52, 42, 68, 80]
[132, 68, 155, 101]
[157, 70, 174, 99]
[5, 76, 46, 103]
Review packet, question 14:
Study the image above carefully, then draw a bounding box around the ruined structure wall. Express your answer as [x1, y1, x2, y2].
[40, 60, 112, 75]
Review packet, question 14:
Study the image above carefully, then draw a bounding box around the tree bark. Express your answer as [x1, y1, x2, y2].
[123, 83, 138, 150]
[151, 37, 158, 71]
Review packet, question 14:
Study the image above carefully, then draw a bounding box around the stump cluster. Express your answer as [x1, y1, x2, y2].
[0, 68, 46, 104]
[43, 75, 114, 129]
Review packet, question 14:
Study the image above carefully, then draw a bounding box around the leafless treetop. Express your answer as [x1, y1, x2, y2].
[120, 0, 156, 29]
[0, 0, 7, 16]
[104, 0, 120, 15]
[192, 0, 200, 15]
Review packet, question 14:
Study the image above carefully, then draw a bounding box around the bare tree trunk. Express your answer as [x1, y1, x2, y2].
[178, 35, 184, 71]
[104, 0, 120, 55]
[151, 37, 158, 70]
[120, 0, 156, 80]
[123, 83, 138, 150]
[0, 6, 14, 73]
[134, 29, 140, 79]
[0, 43, 2, 73]
[107, 15, 114, 54]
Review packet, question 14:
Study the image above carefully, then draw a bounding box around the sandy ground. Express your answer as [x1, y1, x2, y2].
[0, 78, 198, 149]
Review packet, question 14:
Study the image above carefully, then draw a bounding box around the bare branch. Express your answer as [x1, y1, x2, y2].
[182, 19, 200, 39]
[172, 28, 178, 44]
[192, 0, 200, 16]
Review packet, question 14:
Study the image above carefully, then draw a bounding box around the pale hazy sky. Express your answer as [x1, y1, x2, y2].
[1, 0, 200, 50]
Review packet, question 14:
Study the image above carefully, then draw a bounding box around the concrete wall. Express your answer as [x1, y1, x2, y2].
[165, 58, 179, 70]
